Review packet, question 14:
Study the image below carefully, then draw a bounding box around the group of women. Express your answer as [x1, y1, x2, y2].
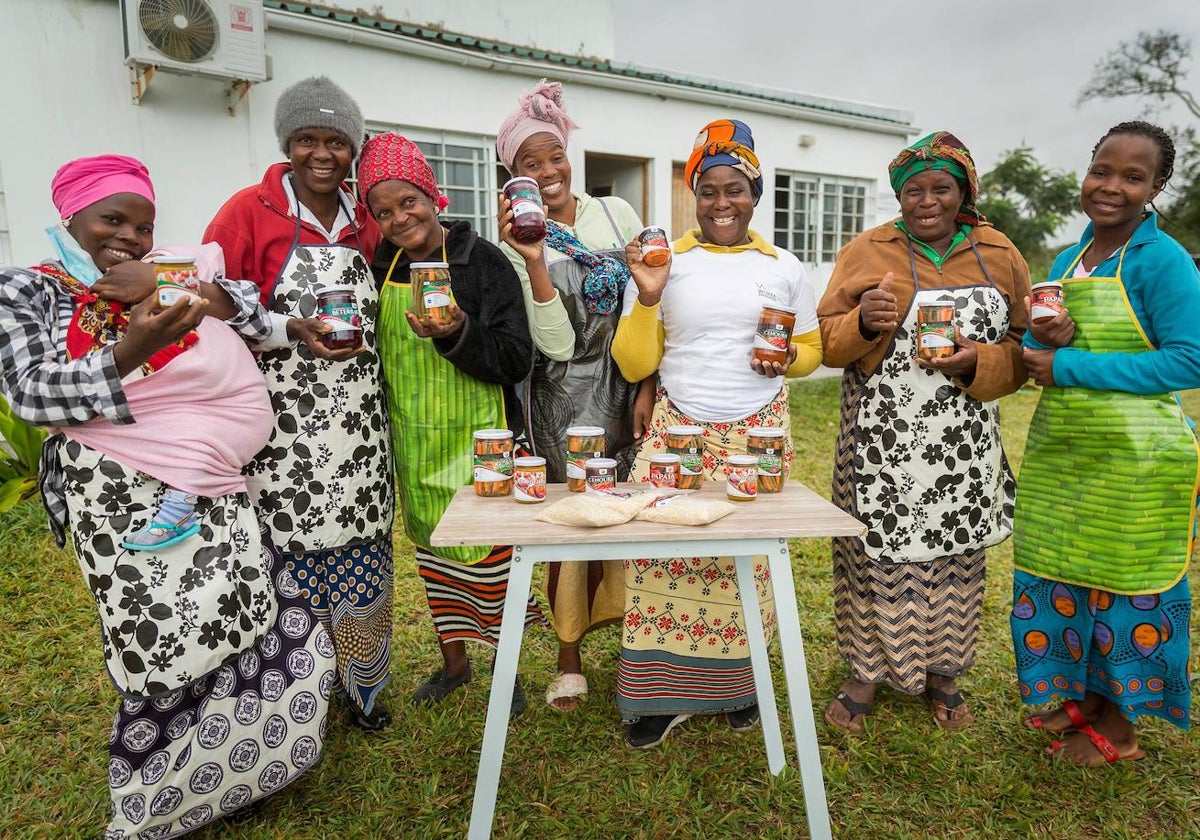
[0, 63, 1195, 835]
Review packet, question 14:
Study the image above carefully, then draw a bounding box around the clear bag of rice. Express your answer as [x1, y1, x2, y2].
[634, 493, 736, 525]
[536, 488, 667, 527]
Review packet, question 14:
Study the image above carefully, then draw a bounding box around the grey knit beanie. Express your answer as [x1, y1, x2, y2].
[274, 76, 364, 155]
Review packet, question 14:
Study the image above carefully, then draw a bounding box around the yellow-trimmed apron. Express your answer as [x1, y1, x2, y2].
[1013, 241, 1200, 594]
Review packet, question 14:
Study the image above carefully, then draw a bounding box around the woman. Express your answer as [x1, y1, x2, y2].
[1015, 121, 1199, 765]
[358, 132, 542, 713]
[0, 155, 336, 836]
[497, 79, 648, 711]
[612, 118, 824, 748]
[817, 131, 1030, 733]
[204, 76, 396, 731]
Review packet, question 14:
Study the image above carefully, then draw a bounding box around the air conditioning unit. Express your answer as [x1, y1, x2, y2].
[121, 0, 268, 83]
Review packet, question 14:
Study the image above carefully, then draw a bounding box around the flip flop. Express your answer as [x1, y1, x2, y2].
[545, 672, 588, 711]
[1026, 698, 1087, 733]
[824, 690, 873, 734]
[1046, 723, 1146, 765]
[925, 685, 974, 731]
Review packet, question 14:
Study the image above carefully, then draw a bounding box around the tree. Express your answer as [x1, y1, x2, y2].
[977, 148, 1079, 274]
[1079, 30, 1200, 253]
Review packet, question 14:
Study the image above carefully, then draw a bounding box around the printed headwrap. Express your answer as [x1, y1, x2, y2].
[51, 154, 155, 220]
[496, 79, 578, 172]
[683, 119, 763, 198]
[887, 131, 985, 226]
[357, 133, 450, 210]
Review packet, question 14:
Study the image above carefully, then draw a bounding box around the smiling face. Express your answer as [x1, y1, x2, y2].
[366, 179, 443, 263]
[511, 132, 573, 221]
[695, 166, 755, 247]
[68, 193, 155, 271]
[897, 169, 964, 249]
[286, 128, 354, 200]
[1081, 133, 1164, 237]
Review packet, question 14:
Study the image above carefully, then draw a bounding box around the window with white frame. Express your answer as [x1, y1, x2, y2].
[773, 172, 870, 264]
[352, 126, 498, 240]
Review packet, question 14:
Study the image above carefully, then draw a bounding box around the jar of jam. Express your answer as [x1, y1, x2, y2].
[410, 262, 454, 326]
[752, 304, 796, 366]
[637, 226, 671, 267]
[565, 425, 606, 492]
[473, 429, 514, 497]
[153, 256, 201, 308]
[1030, 281, 1064, 325]
[747, 427, 787, 493]
[726, 454, 759, 502]
[315, 286, 363, 351]
[648, 453, 681, 488]
[502, 176, 547, 244]
[917, 300, 956, 360]
[584, 457, 618, 493]
[665, 424, 705, 490]
[513, 456, 547, 503]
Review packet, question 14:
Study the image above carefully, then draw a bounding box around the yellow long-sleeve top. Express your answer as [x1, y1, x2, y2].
[612, 230, 823, 423]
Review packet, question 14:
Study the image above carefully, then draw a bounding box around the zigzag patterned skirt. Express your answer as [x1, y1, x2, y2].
[831, 369, 986, 695]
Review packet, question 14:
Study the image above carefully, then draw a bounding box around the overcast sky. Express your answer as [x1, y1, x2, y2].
[614, 0, 1199, 199]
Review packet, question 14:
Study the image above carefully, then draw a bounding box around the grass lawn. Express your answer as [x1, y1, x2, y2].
[1, 377, 1197, 839]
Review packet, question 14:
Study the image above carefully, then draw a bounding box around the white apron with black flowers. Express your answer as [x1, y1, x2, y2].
[246, 222, 393, 553]
[853, 241, 1015, 563]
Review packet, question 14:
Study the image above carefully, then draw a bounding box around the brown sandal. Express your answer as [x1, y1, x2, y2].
[925, 686, 974, 731]
[824, 691, 873, 734]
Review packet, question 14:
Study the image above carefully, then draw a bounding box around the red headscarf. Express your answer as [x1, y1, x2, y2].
[356, 133, 450, 211]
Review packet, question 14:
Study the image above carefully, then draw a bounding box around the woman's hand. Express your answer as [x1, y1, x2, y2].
[113, 295, 208, 376]
[406, 306, 466, 341]
[624, 241, 670, 307]
[1023, 347, 1056, 387]
[859, 271, 898, 335]
[919, 333, 979, 379]
[497, 195, 548, 264]
[1025, 296, 1075, 348]
[632, 378, 656, 441]
[286, 317, 365, 361]
[750, 341, 797, 378]
[92, 260, 156, 303]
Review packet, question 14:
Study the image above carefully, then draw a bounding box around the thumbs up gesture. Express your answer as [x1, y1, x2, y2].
[859, 271, 899, 336]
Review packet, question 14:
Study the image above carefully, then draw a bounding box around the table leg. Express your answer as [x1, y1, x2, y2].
[467, 545, 535, 840]
[734, 553, 785, 775]
[767, 543, 832, 840]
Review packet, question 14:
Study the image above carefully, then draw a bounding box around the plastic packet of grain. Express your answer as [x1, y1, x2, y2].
[536, 488, 665, 527]
[634, 493, 736, 525]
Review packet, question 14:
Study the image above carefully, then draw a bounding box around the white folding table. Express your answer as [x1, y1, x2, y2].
[430, 481, 865, 840]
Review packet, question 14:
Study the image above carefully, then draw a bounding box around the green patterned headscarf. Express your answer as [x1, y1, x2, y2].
[888, 131, 985, 226]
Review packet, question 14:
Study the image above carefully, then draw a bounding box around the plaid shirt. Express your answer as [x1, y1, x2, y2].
[0, 262, 276, 543]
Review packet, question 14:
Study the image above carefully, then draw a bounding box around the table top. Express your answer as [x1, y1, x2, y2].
[430, 480, 865, 548]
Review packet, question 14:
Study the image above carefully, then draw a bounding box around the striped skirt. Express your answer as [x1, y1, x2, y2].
[415, 545, 547, 645]
[616, 388, 787, 721]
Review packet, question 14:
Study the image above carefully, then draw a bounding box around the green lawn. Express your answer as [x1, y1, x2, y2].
[1, 378, 1197, 839]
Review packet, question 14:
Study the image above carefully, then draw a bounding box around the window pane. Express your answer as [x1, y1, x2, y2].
[449, 161, 477, 186]
[444, 144, 480, 160]
[446, 189, 476, 213]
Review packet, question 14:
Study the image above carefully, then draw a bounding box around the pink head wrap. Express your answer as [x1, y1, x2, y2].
[356, 133, 450, 211]
[495, 79, 578, 172]
[50, 154, 155, 220]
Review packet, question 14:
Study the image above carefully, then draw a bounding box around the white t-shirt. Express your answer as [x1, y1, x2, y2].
[620, 242, 818, 422]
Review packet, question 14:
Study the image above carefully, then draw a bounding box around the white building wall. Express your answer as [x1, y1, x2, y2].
[2, 0, 910, 322]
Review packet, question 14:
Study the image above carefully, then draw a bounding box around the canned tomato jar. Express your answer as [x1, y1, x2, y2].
[154, 256, 201, 308]
[316, 286, 363, 351]
[648, 453, 681, 488]
[665, 425, 704, 490]
[584, 457, 618, 493]
[917, 300, 956, 360]
[747, 427, 787, 493]
[513, 456, 547, 503]
[565, 426, 606, 492]
[502, 176, 547, 244]
[752, 304, 796, 366]
[726, 454, 759, 502]
[473, 429, 514, 497]
[410, 261, 455, 326]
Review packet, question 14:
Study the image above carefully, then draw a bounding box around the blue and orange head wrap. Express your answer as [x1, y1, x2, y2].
[684, 119, 763, 199]
[888, 131, 985, 226]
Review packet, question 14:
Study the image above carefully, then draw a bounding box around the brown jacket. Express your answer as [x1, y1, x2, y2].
[817, 221, 1031, 402]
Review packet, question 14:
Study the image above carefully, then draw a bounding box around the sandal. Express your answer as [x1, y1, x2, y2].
[1046, 723, 1146, 765]
[121, 518, 201, 552]
[545, 672, 588, 711]
[1026, 698, 1087, 733]
[925, 685, 974, 731]
[824, 691, 873, 734]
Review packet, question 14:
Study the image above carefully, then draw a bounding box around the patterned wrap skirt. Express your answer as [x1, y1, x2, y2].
[1011, 570, 1192, 729]
[616, 387, 788, 721]
[416, 545, 547, 646]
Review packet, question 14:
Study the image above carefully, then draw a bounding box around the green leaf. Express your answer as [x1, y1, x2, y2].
[0, 396, 47, 471]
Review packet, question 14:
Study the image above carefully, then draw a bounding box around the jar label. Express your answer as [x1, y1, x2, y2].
[512, 198, 542, 218]
[566, 449, 604, 480]
[514, 468, 546, 502]
[727, 466, 758, 499]
[474, 451, 513, 482]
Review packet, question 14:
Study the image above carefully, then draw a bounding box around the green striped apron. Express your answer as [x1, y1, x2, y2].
[1013, 241, 1200, 594]
[379, 260, 504, 564]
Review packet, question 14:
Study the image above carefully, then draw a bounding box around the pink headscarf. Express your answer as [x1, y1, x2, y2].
[356, 133, 450, 211]
[495, 79, 578, 172]
[51, 154, 155, 219]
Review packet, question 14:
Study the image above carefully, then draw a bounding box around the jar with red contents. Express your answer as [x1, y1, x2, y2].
[316, 286, 363, 351]
[502, 176, 547, 244]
